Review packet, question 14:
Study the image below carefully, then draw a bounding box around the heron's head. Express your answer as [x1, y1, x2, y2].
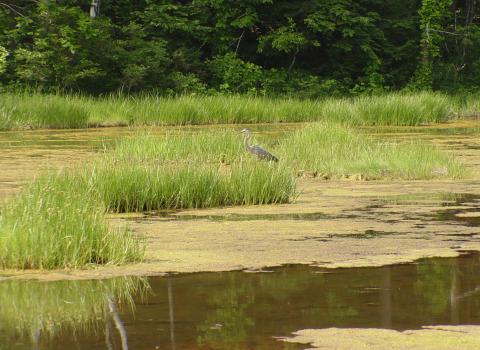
[240, 128, 250, 136]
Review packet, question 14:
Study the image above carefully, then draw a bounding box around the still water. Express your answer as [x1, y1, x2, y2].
[2, 253, 480, 349]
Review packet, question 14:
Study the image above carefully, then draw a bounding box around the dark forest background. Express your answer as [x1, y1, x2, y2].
[0, 0, 479, 96]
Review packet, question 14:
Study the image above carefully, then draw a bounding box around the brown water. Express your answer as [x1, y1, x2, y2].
[2, 253, 480, 349]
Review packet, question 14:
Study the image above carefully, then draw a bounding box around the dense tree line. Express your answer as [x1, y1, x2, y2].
[0, 0, 479, 96]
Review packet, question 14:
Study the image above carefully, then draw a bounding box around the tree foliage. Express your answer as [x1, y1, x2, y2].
[0, 0, 478, 95]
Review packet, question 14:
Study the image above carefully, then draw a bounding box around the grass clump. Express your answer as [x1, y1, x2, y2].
[111, 130, 243, 163]
[280, 122, 465, 180]
[451, 93, 480, 119]
[85, 162, 294, 212]
[353, 92, 451, 125]
[84, 131, 294, 212]
[0, 93, 89, 129]
[89, 93, 452, 126]
[0, 175, 143, 269]
[0, 91, 461, 130]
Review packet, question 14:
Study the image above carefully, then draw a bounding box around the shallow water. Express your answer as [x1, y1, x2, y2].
[1, 123, 480, 348]
[2, 253, 480, 349]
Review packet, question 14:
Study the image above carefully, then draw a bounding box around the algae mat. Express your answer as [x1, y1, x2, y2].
[282, 326, 480, 350]
[3, 179, 480, 281]
[0, 125, 480, 280]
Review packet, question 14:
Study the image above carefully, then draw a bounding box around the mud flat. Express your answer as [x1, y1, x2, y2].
[2, 178, 480, 281]
[0, 123, 480, 280]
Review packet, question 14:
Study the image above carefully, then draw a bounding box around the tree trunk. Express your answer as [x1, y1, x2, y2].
[465, 0, 476, 26]
[90, 0, 100, 18]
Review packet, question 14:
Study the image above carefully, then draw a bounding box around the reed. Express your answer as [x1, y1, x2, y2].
[280, 122, 465, 179]
[0, 174, 143, 269]
[0, 91, 462, 130]
[0, 93, 89, 129]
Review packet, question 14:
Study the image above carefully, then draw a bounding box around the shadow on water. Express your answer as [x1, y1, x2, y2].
[3, 253, 480, 349]
[133, 211, 337, 222]
[434, 194, 480, 226]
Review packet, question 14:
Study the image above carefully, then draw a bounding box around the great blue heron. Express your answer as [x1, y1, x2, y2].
[240, 128, 278, 162]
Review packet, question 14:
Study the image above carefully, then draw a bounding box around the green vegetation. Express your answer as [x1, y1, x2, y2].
[0, 276, 145, 339]
[0, 175, 143, 269]
[0, 92, 462, 130]
[0, 93, 89, 130]
[281, 123, 465, 180]
[83, 131, 294, 212]
[1, 1, 479, 94]
[80, 125, 465, 213]
[0, 122, 467, 269]
[452, 93, 480, 119]
[86, 161, 294, 212]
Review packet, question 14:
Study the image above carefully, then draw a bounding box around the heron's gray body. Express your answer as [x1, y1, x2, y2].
[241, 129, 278, 162]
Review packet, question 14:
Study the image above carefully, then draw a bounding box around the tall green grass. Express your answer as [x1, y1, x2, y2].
[82, 92, 455, 126]
[74, 130, 293, 212]
[78, 125, 464, 214]
[0, 93, 89, 129]
[450, 93, 480, 119]
[111, 131, 243, 163]
[85, 161, 294, 212]
[280, 123, 466, 179]
[0, 91, 461, 129]
[0, 276, 146, 339]
[0, 175, 143, 269]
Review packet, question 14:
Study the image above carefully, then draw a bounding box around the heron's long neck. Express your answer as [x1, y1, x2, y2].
[243, 135, 251, 150]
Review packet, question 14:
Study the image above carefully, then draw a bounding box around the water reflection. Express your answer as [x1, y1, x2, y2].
[0, 276, 147, 349]
[2, 254, 480, 349]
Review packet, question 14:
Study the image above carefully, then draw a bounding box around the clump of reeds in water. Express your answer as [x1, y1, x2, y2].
[0, 175, 143, 269]
[0, 93, 89, 129]
[280, 122, 466, 179]
[83, 131, 295, 212]
[88, 92, 453, 126]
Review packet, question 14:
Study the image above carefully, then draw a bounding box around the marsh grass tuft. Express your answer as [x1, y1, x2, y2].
[0, 93, 89, 129]
[280, 123, 466, 179]
[0, 91, 462, 130]
[83, 93, 455, 126]
[0, 175, 143, 269]
[77, 130, 294, 212]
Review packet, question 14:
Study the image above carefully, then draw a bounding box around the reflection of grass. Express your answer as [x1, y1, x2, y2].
[0, 175, 144, 269]
[197, 275, 255, 349]
[280, 123, 466, 179]
[0, 276, 146, 339]
[0, 92, 460, 130]
[415, 263, 452, 316]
